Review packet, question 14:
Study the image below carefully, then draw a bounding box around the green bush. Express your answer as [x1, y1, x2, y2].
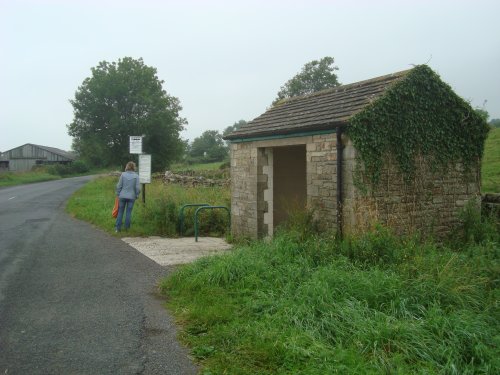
[71, 160, 90, 174]
[47, 163, 70, 176]
[47, 160, 90, 176]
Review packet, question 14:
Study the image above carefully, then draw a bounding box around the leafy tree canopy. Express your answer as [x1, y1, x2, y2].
[222, 119, 247, 146]
[189, 130, 227, 162]
[273, 56, 340, 105]
[67, 57, 186, 171]
[223, 119, 247, 137]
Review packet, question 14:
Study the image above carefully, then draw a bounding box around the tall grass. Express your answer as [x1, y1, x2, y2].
[66, 176, 230, 237]
[161, 215, 499, 374]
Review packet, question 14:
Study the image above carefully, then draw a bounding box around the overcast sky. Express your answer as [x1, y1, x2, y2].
[1, 0, 499, 152]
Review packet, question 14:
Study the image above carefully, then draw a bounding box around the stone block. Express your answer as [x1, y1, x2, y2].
[320, 188, 331, 197]
[311, 151, 328, 158]
[308, 185, 319, 196]
[306, 143, 317, 152]
[264, 189, 272, 202]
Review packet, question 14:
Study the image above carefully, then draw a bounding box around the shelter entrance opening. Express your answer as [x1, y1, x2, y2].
[257, 144, 307, 237]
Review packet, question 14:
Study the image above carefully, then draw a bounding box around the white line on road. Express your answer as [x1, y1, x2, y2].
[8, 196, 16, 200]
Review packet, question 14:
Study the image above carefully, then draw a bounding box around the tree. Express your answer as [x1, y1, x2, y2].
[273, 56, 340, 105]
[189, 130, 227, 162]
[223, 119, 247, 145]
[67, 57, 186, 171]
[223, 119, 247, 137]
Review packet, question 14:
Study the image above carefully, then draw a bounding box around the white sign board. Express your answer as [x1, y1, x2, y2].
[139, 154, 151, 184]
[129, 136, 143, 154]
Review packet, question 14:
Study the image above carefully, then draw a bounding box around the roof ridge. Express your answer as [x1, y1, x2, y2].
[225, 67, 419, 140]
[3, 143, 75, 160]
[281, 68, 412, 105]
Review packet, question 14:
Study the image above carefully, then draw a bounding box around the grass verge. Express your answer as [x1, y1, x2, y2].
[482, 127, 500, 193]
[0, 170, 60, 187]
[161, 223, 499, 374]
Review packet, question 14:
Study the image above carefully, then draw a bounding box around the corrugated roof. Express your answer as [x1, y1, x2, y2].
[2, 143, 75, 160]
[32, 144, 76, 160]
[225, 68, 411, 140]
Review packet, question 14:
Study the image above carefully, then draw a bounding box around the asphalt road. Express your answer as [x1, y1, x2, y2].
[0, 177, 198, 374]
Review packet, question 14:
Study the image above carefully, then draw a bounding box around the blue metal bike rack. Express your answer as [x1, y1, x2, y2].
[178, 203, 209, 236]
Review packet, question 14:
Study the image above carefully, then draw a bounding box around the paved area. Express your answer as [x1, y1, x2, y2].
[122, 236, 233, 266]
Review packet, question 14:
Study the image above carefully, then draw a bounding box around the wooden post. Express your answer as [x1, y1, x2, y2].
[142, 183, 146, 204]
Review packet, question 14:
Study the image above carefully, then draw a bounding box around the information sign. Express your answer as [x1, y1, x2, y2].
[129, 136, 143, 154]
[139, 154, 151, 184]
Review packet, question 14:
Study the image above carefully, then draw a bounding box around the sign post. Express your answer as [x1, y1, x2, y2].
[139, 154, 151, 204]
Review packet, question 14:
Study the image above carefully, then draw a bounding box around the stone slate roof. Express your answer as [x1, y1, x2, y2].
[225, 68, 411, 140]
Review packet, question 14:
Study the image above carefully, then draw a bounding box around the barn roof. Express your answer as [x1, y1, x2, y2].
[224, 68, 411, 140]
[32, 144, 76, 160]
[2, 143, 75, 160]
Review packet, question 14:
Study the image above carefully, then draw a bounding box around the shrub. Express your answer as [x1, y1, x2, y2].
[71, 160, 90, 174]
[47, 160, 90, 176]
[47, 163, 70, 176]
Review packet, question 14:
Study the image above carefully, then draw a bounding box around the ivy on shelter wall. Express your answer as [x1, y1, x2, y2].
[346, 65, 490, 187]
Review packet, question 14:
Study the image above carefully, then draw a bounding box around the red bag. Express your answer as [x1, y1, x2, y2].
[112, 197, 119, 218]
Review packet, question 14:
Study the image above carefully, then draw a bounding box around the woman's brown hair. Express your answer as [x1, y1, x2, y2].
[125, 161, 136, 171]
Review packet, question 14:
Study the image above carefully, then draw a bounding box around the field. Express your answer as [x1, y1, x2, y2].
[482, 127, 500, 193]
[66, 175, 230, 237]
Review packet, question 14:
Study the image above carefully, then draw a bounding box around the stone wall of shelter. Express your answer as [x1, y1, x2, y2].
[230, 132, 480, 239]
[342, 137, 482, 237]
[230, 141, 259, 238]
[230, 133, 340, 239]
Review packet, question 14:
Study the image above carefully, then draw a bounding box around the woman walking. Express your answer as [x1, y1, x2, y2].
[115, 161, 140, 232]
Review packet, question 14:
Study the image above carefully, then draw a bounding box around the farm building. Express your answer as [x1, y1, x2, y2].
[0, 144, 75, 172]
[224, 65, 489, 239]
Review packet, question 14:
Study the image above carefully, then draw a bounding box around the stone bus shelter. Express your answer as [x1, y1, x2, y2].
[224, 67, 485, 239]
